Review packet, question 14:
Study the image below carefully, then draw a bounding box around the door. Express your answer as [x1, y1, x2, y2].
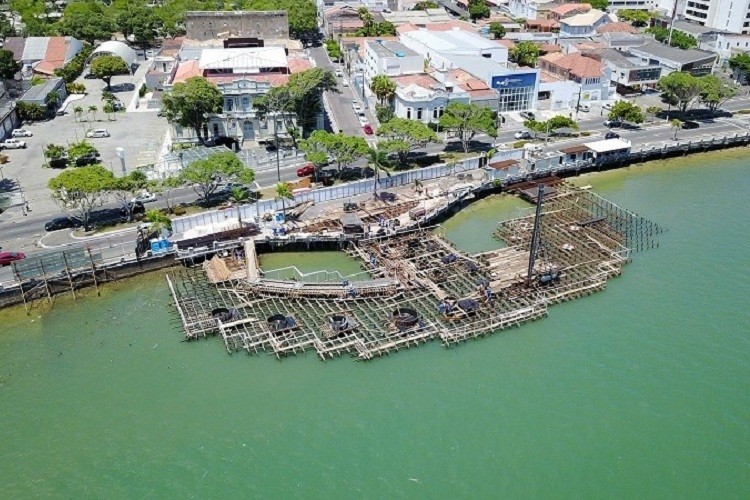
[243, 120, 254, 139]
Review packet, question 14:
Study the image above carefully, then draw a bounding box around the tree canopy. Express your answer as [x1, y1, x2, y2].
[657, 72, 703, 116]
[300, 130, 369, 172]
[489, 22, 506, 40]
[48, 164, 115, 230]
[439, 102, 497, 153]
[646, 26, 698, 50]
[510, 41, 541, 67]
[58, 0, 116, 44]
[89, 55, 129, 90]
[0, 50, 20, 81]
[370, 75, 397, 106]
[163, 76, 224, 144]
[607, 101, 644, 123]
[112, 0, 162, 51]
[617, 9, 650, 27]
[180, 151, 254, 201]
[699, 75, 737, 114]
[588, 0, 609, 10]
[412, 1, 439, 9]
[728, 53, 750, 84]
[377, 118, 438, 168]
[468, 0, 490, 20]
[325, 39, 342, 61]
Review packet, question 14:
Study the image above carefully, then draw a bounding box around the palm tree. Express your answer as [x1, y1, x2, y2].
[274, 182, 294, 220]
[229, 186, 249, 225]
[367, 147, 388, 195]
[88, 105, 98, 122]
[73, 105, 83, 122]
[646, 106, 661, 124]
[46, 91, 60, 110]
[370, 75, 396, 107]
[358, 7, 374, 31]
[142, 209, 172, 237]
[671, 119, 682, 140]
[103, 102, 115, 121]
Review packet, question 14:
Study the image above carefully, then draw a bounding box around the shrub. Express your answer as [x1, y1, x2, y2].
[171, 206, 187, 215]
[375, 105, 394, 124]
[512, 140, 527, 148]
[66, 82, 86, 94]
[139, 83, 147, 98]
[16, 101, 46, 121]
[53, 45, 93, 83]
[44, 143, 66, 159]
[30, 75, 45, 86]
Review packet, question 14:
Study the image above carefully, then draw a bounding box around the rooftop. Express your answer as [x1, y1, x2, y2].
[198, 47, 288, 71]
[396, 20, 478, 34]
[366, 40, 419, 58]
[593, 48, 657, 69]
[550, 3, 591, 17]
[560, 9, 610, 27]
[630, 41, 717, 65]
[596, 21, 639, 34]
[584, 138, 631, 153]
[19, 77, 63, 102]
[402, 28, 508, 53]
[381, 8, 452, 25]
[539, 52, 605, 79]
[444, 68, 497, 98]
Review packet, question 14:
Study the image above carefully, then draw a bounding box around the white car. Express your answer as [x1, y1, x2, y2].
[335, 70, 343, 78]
[1, 138, 26, 149]
[86, 129, 110, 138]
[342, 79, 349, 87]
[131, 191, 157, 203]
[11, 129, 32, 137]
[514, 131, 532, 140]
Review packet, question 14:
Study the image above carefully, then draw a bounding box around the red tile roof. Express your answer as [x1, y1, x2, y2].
[540, 52, 604, 79]
[526, 19, 560, 29]
[596, 22, 639, 34]
[550, 3, 591, 17]
[207, 73, 291, 86]
[539, 43, 563, 53]
[172, 60, 201, 84]
[397, 20, 479, 34]
[34, 37, 68, 75]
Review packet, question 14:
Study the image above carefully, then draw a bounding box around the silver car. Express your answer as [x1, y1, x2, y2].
[86, 129, 110, 138]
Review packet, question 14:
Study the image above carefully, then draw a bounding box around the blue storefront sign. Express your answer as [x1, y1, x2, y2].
[491, 72, 537, 90]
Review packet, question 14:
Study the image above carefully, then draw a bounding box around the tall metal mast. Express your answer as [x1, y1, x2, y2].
[526, 184, 545, 286]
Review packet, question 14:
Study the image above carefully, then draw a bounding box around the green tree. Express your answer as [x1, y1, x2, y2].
[103, 101, 116, 121]
[589, 0, 609, 9]
[377, 118, 438, 169]
[325, 39, 342, 61]
[0, 50, 20, 82]
[728, 53, 750, 84]
[489, 22, 506, 40]
[229, 186, 250, 224]
[468, 0, 490, 20]
[358, 7, 374, 31]
[73, 106, 84, 122]
[376, 105, 394, 123]
[607, 101, 644, 123]
[274, 182, 294, 217]
[109, 170, 148, 220]
[370, 74, 396, 106]
[617, 9, 650, 26]
[523, 118, 547, 136]
[646, 26, 698, 49]
[151, 175, 183, 213]
[439, 102, 497, 153]
[367, 146, 390, 195]
[58, 0, 116, 44]
[412, 1, 439, 9]
[699, 75, 737, 115]
[90, 55, 129, 90]
[646, 105, 662, 123]
[180, 151, 255, 201]
[671, 119, 682, 140]
[112, 0, 162, 52]
[0, 15, 16, 38]
[657, 72, 702, 117]
[300, 130, 369, 172]
[163, 76, 224, 144]
[67, 140, 98, 161]
[45, 144, 67, 159]
[88, 105, 98, 121]
[16, 102, 46, 121]
[510, 41, 541, 67]
[142, 209, 172, 237]
[48, 164, 115, 230]
[282, 68, 338, 136]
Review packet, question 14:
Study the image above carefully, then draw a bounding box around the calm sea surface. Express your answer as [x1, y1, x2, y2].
[1, 152, 748, 497]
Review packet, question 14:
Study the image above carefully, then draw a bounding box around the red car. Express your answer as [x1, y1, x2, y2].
[296, 163, 316, 177]
[0, 251, 26, 266]
[363, 124, 374, 135]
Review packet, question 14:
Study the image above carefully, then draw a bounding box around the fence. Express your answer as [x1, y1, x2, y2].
[171, 155, 484, 235]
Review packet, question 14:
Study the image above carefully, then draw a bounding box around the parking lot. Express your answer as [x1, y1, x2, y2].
[1, 62, 168, 215]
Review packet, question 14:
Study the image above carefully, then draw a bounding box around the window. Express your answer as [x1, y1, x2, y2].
[433, 107, 439, 119]
[213, 123, 219, 135]
[406, 107, 412, 119]
[417, 108, 423, 120]
[241, 97, 249, 111]
[225, 98, 234, 111]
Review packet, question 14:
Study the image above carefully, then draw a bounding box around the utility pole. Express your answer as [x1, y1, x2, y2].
[526, 184, 545, 287]
[667, 0, 678, 46]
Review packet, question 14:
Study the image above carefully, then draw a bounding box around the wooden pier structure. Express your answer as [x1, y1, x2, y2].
[166, 185, 663, 361]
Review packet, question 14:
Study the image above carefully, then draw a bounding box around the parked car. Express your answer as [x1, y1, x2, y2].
[363, 124, 374, 135]
[578, 104, 590, 112]
[0, 252, 25, 266]
[131, 191, 157, 203]
[523, 143, 542, 153]
[11, 129, 32, 137]
[339, 166, 366, 180]
[520, 111, 535, 120]
[111, 100, 124, 111]
[603, 119, 622, 128]
[514, 131, 532, 139]
[84, 72, 98, 79]
[296, 163, 316, 177]
[342, 79, 349, 87]
[335, 70, 343, 78]
[2, 138, 26, 149]
[75, 153, 100, 166]
[681, 120, 700, 129]
[49, 157, 69, 169]
[86, 129, 110, 138]
[605, 132, 620, 139]
[44, 216, 81, 231]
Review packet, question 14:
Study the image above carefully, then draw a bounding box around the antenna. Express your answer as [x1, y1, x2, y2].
[526, 184, 544, 287]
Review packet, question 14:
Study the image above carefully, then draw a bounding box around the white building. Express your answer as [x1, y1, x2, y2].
[398, 28, 509, 70]
[391, 73, 471, 123]
[606, 0, 657, 11]
[364, 40, 424, 87]
[508, 0, 556, 21]
[681, 0, 750, 34]
[559, 9, 617, 38]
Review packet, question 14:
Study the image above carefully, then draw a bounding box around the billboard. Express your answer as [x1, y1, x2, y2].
[491, 72, 538, 90]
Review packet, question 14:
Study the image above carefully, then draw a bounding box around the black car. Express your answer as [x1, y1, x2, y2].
[75, 153, 100, 166]
[681, 121, 700, 130]
[48, 157, 69, 169]
[605, 132, 620, 139]
[339, 167, 364, 181]
[45, 216, 81, 231]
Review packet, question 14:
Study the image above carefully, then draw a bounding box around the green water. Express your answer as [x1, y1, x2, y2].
[1, 152, 749, 497]
[259, 251, 365, 280]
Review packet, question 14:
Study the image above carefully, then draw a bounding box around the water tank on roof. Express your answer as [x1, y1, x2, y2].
[395, 51, 405, 57]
